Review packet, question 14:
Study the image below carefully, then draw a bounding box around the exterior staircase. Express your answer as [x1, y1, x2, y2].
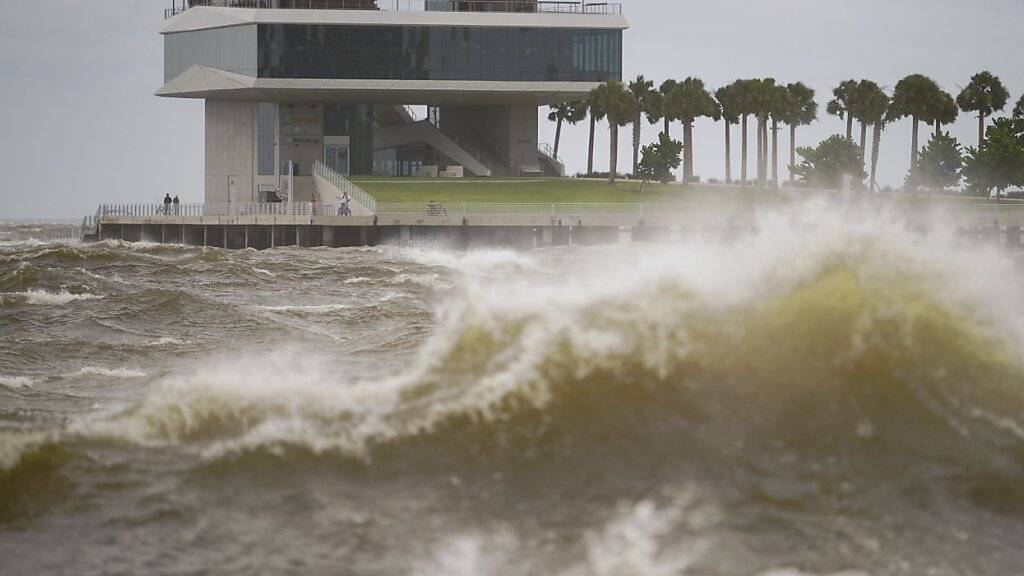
[312, 161, 377, 215]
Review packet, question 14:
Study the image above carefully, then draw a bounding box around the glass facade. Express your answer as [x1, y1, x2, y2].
[257, 24, 621, 82]
[324, 103, 375, 175]
[257, 102, 277, 175]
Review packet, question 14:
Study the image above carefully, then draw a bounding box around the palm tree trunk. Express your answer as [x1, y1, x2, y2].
[909, 116, 919, 190]
[771, 119, 779, 187]
[859, 122, 867, 155]
[554, 116, 563, 159]
[741, 115, 748, 186]
[870, 123, 882, 194]
[632, 110, 641, 175]
[935, 120, 941, 138]
[788, 124, 796, 184]
[609, 123, 618, 185]
[755, 117, 762, 186]
[846, 116, 853, 140]
[724, 122, 732, 183]
[587, 113, 596, 175]
[978, 112, 985, 146]
[664, 116, 670, 137]
[683, 121, 694, 182]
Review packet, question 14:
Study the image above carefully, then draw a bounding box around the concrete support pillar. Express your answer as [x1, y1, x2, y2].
[551, 226, 569, 246]
[223, 227, 228, 249]
[203, 226, 208, 247]
[98, 223, 105, 241]
[541, 227, 553, 246]
[161, 225, 166, 244]
[295, 225, 301, 247]
[1007, 226, 1021, 248]
[181, 225, 186, 244]
[244, 226, 250, 249]
[270, 226, 275, 248]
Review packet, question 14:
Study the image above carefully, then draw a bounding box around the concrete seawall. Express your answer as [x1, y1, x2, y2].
[85, 203, 1024, 250]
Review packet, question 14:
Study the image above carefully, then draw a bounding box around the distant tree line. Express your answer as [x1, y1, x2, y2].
[547, 71, 1024, 196]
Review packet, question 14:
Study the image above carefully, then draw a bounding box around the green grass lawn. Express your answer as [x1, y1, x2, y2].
[348, 177, 1010, 205]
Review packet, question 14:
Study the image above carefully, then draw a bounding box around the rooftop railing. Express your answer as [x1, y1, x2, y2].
[165, 0, 622, 18]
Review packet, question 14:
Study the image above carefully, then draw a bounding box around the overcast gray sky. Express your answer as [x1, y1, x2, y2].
[1, 0, 1021, 219]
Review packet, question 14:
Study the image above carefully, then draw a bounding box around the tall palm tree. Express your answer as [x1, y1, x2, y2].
[590, 81, 636, 185]
[859, 88, 891, 193]
[627, 75, 655, 175]
[670, 77, 721, 183]
[746, 78, 777, 188]
[768, 84, 790, 186]
[547, 101, 588, 160]
[715, 84, 741, 183]
[956, 71, 1010, 146]
[733, 79, 756, 186]
[925, 90, 958, 137]
[827, 79, 859, 140]
[645, 79, 680, 137]
[849, 80, 885, 154]
[890, 74, 942, 186]
[586, 90, 608, 176]
[780, 82, 818, 184]
[1014, 94, 1024, 119]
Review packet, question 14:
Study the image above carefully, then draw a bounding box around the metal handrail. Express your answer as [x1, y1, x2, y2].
[313, 160, 378, 214]
[166, 0, 623, 18]
[96, 202, 341, 218]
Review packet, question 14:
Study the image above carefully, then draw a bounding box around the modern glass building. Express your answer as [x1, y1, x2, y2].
[159, 0, 627, 204]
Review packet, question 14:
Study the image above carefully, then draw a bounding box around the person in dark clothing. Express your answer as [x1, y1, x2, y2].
[163, 194, 172, 215]
[173, 195, 180, 215]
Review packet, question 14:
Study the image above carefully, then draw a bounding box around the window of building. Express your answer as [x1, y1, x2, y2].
[257, 102, 277, 175]
[256, 24, 621, 83]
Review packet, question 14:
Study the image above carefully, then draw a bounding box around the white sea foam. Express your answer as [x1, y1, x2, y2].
[0, 289, 101, 306]
[258, 304, 351, 313]
[344, 277, 371, 285]
[143, 337, 189, 347]
[66, 367, 147, 379]
[0, 375, 37, 389]
[253, 268, 276, 277]
[396, 246, 537, 275]
[390, 273, 452, 291]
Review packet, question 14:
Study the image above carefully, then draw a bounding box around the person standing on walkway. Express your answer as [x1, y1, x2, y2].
[163, 194, 172, 215]
[172, 195, 180, 215]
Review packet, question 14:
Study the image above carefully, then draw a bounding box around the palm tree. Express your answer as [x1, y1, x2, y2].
[890, 74, 942, 186]
[733, 79, 756, 186]
[715, 84, 741, 183]
[780, 82, 818, 184]
[747, 78, 777, 188]
[590, 81, 636, 185]
[850, 80, 885, 154]
[956, 71, 1010, 146]
[670, 77, 720, 183]
[547, 101, 588, 160]
[767, 84, 791, 186]
[645, 79, 680, 137]
[627, 75, 655, 175]
[1014, 95, 1024, 119]
[827, 79, 859, 140]
[925, 90, 958, 137]
[586, 89, 609, 176]
[860, 89, 891, 193]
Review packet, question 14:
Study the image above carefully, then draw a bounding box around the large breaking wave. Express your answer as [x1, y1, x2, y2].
[9, 201, 1012, 473]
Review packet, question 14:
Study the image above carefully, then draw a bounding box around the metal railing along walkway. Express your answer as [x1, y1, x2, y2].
[313, 161, 378, 214]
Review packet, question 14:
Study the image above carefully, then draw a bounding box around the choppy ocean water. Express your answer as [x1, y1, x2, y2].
[2, 202, 1024, 575]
